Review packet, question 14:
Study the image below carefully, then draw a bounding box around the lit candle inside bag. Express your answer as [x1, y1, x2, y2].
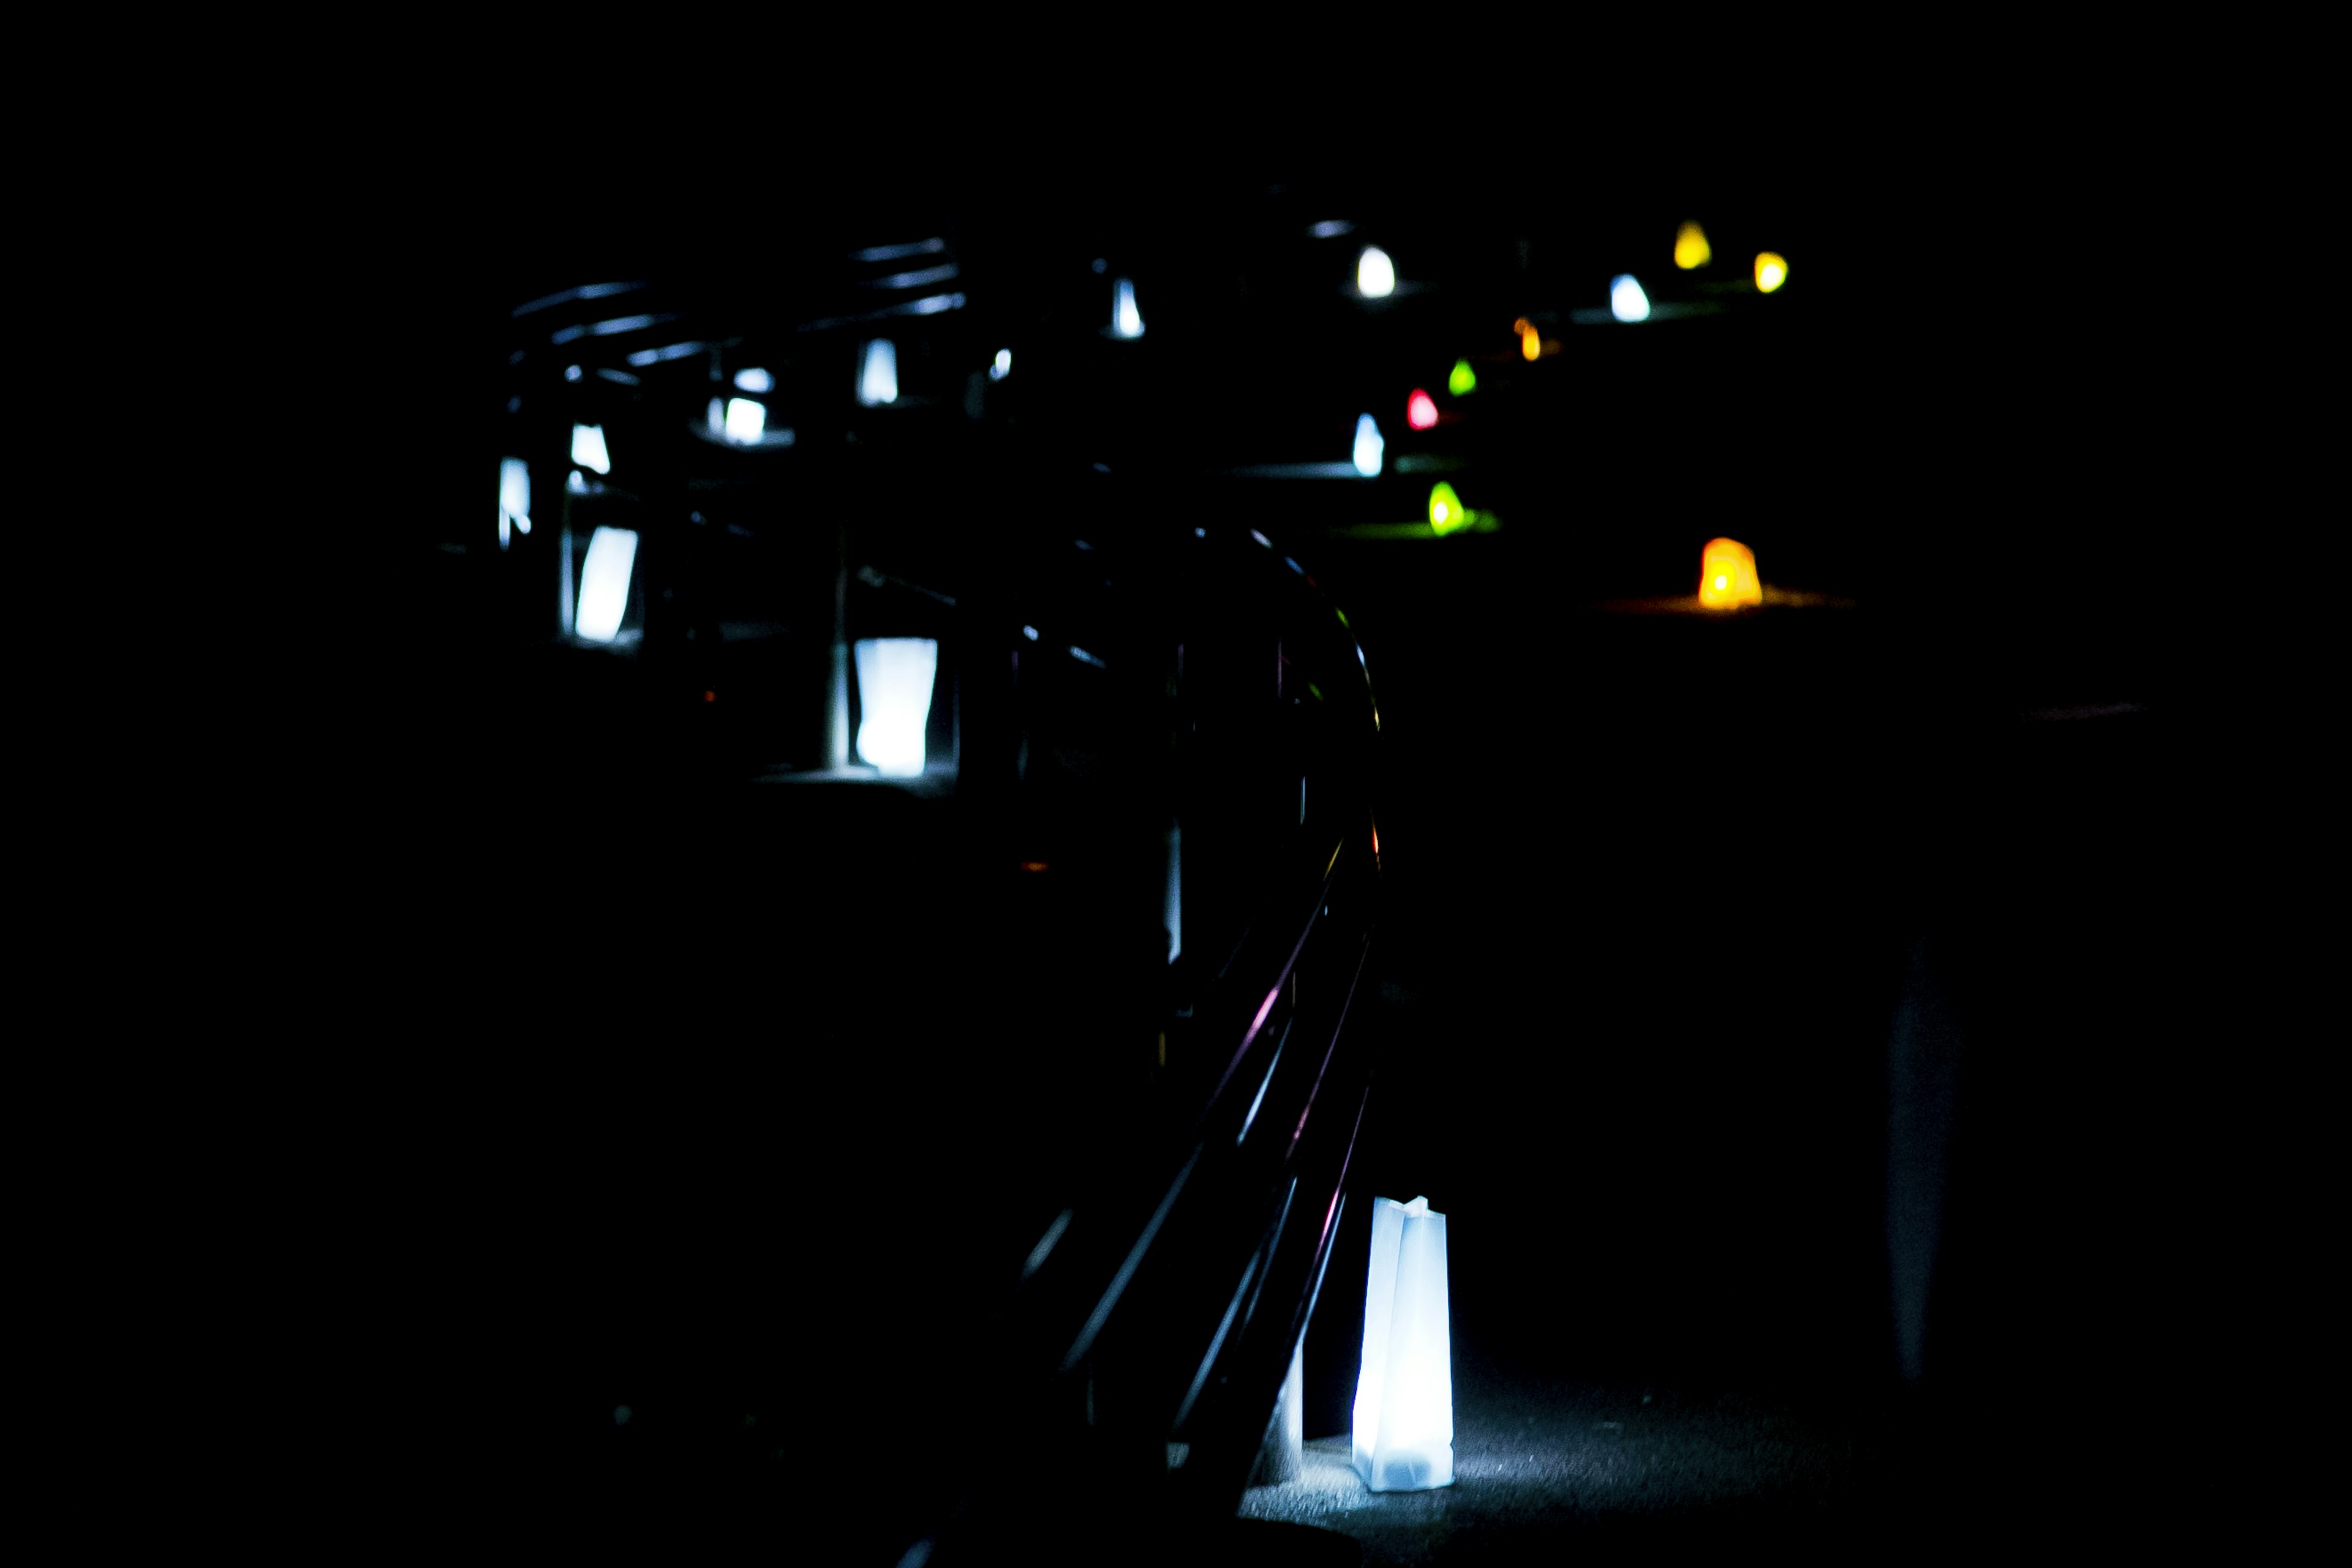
[1698, 537, 1763, 609]
[1353, 1194, 1453, 1491]
[853, 637, 938, 777]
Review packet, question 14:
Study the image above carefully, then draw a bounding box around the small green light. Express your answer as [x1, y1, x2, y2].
[1447, 359, 1477, 398]
[1429, 482, 1471, 535]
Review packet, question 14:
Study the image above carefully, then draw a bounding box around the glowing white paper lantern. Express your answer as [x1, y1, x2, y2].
[853, 637, 938, 777]
[1353, 1194, 1452, 1491]
[571, 422, 611, 473]
[1112, 278, 1145, 339]
[1352, 413, 1385, 478]
[575, 525, 638, 644]
[724, 396, 766, 444]
[858, 339, 900, 406]
[1610, 274, 1651, 323]
[497, 457, 530, 549]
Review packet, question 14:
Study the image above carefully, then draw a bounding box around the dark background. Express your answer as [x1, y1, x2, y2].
[361, 110, 2256, 1558]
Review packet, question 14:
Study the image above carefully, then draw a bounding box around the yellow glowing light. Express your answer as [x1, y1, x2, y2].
[1674, 222, 1711, 270]
[1697, 538, 1762, 609]
[1754, 252, 1788, 293]
[1517, 320, 1540, 361]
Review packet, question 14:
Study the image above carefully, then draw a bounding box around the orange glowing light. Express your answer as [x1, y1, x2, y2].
[1518, 321, 1540, 361]
[1019, 861, 1050, 873]
[703, 690, 717, 703]
[1697, 538, 1763, 609]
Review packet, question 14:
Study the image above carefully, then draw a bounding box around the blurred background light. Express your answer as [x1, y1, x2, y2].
[570, 423, 610, 473]
[990, 348, 1011, 381]
[1353, 414, 1385, 478]
[1610, 276, 1651, 323]
[1357, 246, 1396, 298]
[628, 340, 707, 368]
[733, 366, 773, 393]
[1448, 359, 1477, 396]
[575, 526, 639, 643]
[1310, 219, 1356, 238]
[1755, 252, 1789, 293]
[708, 398, 726, 434]
[1406, 390, 1438, 431]
[498, 458, 530, 550]
[853, 638, 939, 777]
[725, 397, 767, 445]
[1112, 278, 1145, 338]
[858, 339, 900, 405]
[1698, 537, 1763, 609]
[1675, 221, 1713, 270]
[564, 364, 582, 382]
[853, 238, 946, 263]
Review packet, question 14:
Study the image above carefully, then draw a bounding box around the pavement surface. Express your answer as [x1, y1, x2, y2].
[1243, 1381, 1861, 1565]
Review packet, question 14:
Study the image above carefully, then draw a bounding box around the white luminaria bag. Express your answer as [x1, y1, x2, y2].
[1352, 1194, 1453, 1491]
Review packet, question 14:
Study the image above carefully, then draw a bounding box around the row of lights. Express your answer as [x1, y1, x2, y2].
[548, 226, 1779, 471]
[1352, 224, 1787, 306]
[541, 219, 1778, 451]
[1343, 222, 1790, 488]
[712, 334, 1035, 446]
[516, 224, 1789, 564]
[696, 337, 936, 448]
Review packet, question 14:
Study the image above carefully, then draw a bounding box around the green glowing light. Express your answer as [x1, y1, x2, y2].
[1447, 359, 1477, 398]
[1429, 482, 1471, 535]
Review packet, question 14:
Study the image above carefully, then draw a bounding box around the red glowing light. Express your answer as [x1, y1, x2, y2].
[1406, 389, 1438, 431]
[703, 690, 717, 703]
